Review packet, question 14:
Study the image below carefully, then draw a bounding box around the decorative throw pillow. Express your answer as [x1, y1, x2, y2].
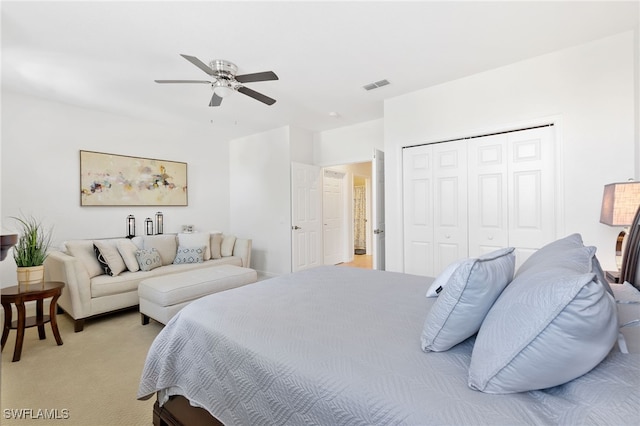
[178, 233, 211, 260]
[426, 258, 467, 297]
[93, 240, 126, 277]
[221, 234, 236, 257]
[116, 238, 140, 272]
[135, 248, 162, 272]
[65, 240, 104, 278]
[143, 235, 177, 266]
[421, 247, 515, 352]
[173, 246, 206, 264]
[515, 233, 584, 278]
[210, 233, 223, 259]
[516, 233, 613, 295]
[468, 270, 618, 394]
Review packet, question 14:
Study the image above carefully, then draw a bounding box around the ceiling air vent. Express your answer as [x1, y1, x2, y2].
[363, 79, 390, 91]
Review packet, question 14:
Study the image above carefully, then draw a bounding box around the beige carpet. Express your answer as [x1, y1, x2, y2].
[1, 308, 163, 425]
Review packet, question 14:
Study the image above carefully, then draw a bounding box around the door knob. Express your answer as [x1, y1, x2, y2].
[292, 225, 301, 230]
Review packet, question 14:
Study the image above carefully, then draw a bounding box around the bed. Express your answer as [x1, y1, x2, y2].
[138, 208, 640, 426]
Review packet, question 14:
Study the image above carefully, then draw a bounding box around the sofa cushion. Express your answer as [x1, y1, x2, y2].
[210, 233, 222, 259]
[178, 233, 211, 260]
[116, 239, 140, 272]
[65, 240, 104, 278]
[143, 235, 177, 266]
[221, 234, 236, 257]
[93, 240, 126, 277]
[136, 248, 162, 272]
[173, 246, 205, 264]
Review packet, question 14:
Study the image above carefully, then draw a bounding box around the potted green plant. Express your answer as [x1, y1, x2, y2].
[12, 215, 52, 286]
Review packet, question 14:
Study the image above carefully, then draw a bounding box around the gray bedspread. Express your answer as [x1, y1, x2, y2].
[138, 266, 640, 425]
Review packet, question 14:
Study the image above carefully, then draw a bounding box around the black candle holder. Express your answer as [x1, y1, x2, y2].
[126, 215, 136, 239]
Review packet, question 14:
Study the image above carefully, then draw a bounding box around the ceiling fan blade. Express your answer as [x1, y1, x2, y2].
[155, 80, 211, 84]
[237, 86, 276, 105]
[209, 93, 223, 107]
[235, 71, 279, 83]
[180, 54, 215, 76]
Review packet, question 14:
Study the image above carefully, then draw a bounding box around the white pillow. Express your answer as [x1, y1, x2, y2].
[468, 269, 618, 394]
[93, 240, 126, 277]
[143, 235, 177, 266]
[65, 240, 104, 278]
[421, 247, 515, 352]
[210, 233, 223, 259]
[221, 234, 236, 257]
[177, 233, 211, 261]
[116, 238, 140, 272]
[426, 259, 466, 297]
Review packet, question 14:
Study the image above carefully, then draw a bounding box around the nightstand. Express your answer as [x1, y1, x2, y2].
[605, 270, 620, 284]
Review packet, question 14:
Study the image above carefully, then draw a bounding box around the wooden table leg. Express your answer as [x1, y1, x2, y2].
[36, 298, 46, 340]
[1, 301, 12, 351]
[49, 293, 63, 346]
[13, 301, 26, 362]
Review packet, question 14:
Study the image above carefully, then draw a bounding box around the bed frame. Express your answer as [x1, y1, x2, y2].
[151, 206, 640, 426]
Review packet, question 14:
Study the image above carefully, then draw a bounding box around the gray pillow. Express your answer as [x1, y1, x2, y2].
[517, 233, 613, 295]
[135, 248, 162, 272]
[468, 248, 618, 394]
[515, 233, 583, 278]
[173, 246, 205, 264]
[421, 247, 515, 352]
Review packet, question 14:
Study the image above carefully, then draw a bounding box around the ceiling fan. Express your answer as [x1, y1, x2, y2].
[155, 54, 278, 107]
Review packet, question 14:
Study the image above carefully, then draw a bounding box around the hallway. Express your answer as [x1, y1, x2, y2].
[338, 255, 373, 269]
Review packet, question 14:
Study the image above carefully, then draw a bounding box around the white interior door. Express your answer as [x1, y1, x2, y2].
[467, 134, 509, 257]
[291, 162, 322, 272]
[507, 126, 556, 266]
[403, 144, 434, 276]
[323, 170, 345, 265]
[372, 149, 385, 270]
[432, 141, 468, 273]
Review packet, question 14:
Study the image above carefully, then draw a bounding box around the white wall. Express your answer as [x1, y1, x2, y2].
[1, 91, 231, 287]
[314, 119, 383, 166]
[229, 126, 314, 277]
[384, 31, 638, 273]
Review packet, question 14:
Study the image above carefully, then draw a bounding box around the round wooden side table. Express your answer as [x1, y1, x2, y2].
[1, 281, 65, 362]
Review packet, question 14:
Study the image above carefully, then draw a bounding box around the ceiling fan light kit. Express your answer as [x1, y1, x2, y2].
[155, 54, 278, 107]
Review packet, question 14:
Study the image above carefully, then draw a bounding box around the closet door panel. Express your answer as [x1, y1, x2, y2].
[433, 141, 468, 273]
[403, 146, 434, 276]
[508, 127, 556, 264]
[468, 134, 509, 257]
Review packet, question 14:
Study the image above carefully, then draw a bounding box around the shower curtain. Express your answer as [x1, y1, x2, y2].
[354, 185, 366, 254]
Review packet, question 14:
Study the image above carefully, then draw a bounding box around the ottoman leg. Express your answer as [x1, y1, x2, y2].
[141, 313, 150, 325]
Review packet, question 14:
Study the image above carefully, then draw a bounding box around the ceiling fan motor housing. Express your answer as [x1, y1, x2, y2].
[209, 60, 238, 79]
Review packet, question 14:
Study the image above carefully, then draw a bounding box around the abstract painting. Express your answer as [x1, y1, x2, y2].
[80, 150, 188, 206]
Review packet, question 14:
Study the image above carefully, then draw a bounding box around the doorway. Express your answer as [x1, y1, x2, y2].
[322, 161, 373, 269]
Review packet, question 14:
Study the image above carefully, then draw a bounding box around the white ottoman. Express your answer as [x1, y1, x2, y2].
[139, 265, 257, 325]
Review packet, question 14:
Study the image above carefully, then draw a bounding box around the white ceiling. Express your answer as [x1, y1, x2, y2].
[2, 1, 638, 142]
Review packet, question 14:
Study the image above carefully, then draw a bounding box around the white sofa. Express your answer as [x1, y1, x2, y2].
[44, 233, 251, 332]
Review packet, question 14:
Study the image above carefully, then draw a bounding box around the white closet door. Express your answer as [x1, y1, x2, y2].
[468, 134, 509, 257]
[507, 126, 556, 265]
[403, 145, 434, 276]
[432, 141, 468, 273]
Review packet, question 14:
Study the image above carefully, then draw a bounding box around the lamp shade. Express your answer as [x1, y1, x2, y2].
[600, 181, 640, 226]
